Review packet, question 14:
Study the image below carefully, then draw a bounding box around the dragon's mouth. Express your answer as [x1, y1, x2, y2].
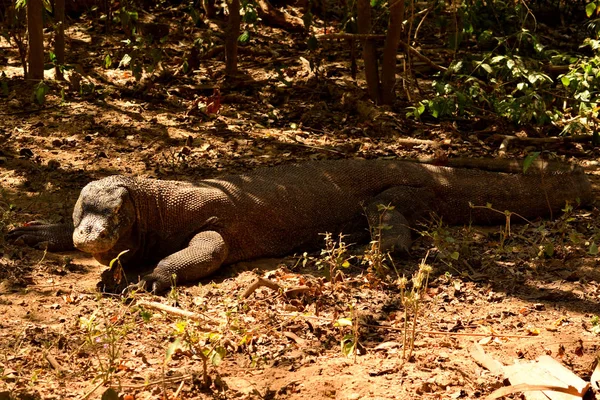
[73, 219, 119, 254]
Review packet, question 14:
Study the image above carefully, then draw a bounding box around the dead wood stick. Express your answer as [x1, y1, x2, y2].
[137, 300, 216, 324]
[44, 353, 65, 372]
[241, 276, 282, 298]
[488, 133, 592, 144]
[173, 379, 186, 399]
[487, 383, 582, 400]
[117, 374, 194, 389]
[283, 331, 306, 345]
[396, 137, 440, 147]
[490, 133, 594, 156]
[81, 380, 105, 400]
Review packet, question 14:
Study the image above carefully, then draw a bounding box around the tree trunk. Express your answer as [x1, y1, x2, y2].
[225, 0, 240, 75]
[380, 0, 404, 104]
[27, 0, 44, 80]
[203, 0, 216, 18]
[54, 0, 65, 80]
[357, 0, 380, 103]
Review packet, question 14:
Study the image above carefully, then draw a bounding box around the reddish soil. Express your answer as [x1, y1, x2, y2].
[2, 6, 600, 399]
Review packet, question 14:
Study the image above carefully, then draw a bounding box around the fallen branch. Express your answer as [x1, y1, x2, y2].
[283, 331, 306, 345]
[45, 353, 66, 373]
[241, 276, 281, 298]
[396, 138, 440, 147]
[488, 383, 583, 399]
[488, 133, 594, 156]
[137, 300, 216, 324]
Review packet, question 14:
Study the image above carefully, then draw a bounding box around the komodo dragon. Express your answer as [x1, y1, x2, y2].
[7, 159, 593, 292]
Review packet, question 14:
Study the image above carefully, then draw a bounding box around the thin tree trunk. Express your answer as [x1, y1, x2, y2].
[380, 0, 405, 104]
[203, 0, 216, 18]
[357, 0, 380, 103]
[27, 0, 44, 80]
[54, 0, 65, 80]
[225, 0, 241, 76]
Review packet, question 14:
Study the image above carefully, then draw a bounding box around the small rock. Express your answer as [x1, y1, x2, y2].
[47, 160, 60, 170]
[19, 148, 34, 158]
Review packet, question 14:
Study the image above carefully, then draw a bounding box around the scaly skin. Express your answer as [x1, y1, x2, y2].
[7, 159, 593, 293]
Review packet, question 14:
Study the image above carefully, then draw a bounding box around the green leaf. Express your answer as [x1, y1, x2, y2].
[560, 75, 570, 87]
[480, 63, 493, 74]
[341, 334, 355, 357]
[238, 30, 250, 44]
[104, 54, 112, 69]
[139, 310, 152, 322]
[119, 53, 132, 68]
[108, 250, 130, 269]
[210, 346, 227, 366]
[589, 242, 598, 255]
[34, 83, 49, 105]
[450, 252, 459, 260]
[522, 152, 540, 173]
[587, 2, 597, 17]
[334, 318, 353, 327]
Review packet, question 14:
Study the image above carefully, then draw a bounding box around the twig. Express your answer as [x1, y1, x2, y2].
[136, 300, 216, 324]
[45, 353, 66, 372]
[173, 379, 186, 399]
[283, 331, 306, 345]
[80, 380, 105, 400]
[241, 276, 281, 298]
[117, 374, 194, 389]
[396, 138, 440, 147]
[487, 383, 581, 400]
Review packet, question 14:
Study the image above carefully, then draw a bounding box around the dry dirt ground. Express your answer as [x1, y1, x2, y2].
[2, 7, 600, 400]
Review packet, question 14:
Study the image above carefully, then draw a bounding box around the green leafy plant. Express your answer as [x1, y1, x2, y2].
[334, 305, 361, 361]
[79, 305, 132, 384]
[316, 233, 353, 283]
[363, 203, 398, 278]
[399, 258, 432, 360]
